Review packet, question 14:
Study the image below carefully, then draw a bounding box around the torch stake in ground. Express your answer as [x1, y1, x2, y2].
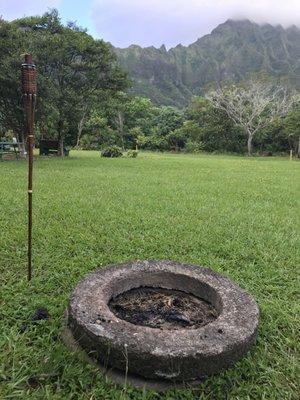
[22, 55, 37, 281]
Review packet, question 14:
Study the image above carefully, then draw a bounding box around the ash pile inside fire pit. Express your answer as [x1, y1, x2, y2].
[109, 287, 218, 330]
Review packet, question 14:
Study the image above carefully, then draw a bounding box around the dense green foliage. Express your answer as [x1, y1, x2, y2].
[101, 145, 123, 158]
[0, 151, 299, 399]
[0, 10, 129, 151]
[126, 149, 138, 158]
[115, 20, 300, 107]
[82, 94, 300, 155]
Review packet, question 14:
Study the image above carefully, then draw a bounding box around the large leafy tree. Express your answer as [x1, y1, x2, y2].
[96, 94, 159, 149]
[0, 19, 25, 142]
[0, 10, 129, 154]
[153, 106, 184, 137]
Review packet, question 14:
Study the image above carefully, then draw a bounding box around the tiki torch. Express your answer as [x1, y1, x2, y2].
[22, 54, 37, 281]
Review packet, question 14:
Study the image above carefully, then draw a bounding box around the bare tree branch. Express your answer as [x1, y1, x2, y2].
[206, 81, 296, 155]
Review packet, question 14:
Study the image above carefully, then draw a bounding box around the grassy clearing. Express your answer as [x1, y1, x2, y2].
[0, 151, 299, 399]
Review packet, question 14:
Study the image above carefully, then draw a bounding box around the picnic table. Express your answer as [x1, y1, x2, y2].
[39, 139, 69, 156]
[0, 141, 24, 160]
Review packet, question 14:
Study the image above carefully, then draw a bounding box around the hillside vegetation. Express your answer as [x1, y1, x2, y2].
[115, 20, 300, 106]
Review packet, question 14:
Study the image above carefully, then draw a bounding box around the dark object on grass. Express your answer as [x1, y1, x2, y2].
[27, 373, 59, 389]
[67, 260, 259, 384]
[31, 307, 49, 321]
[39, 139, 69, 156]
[101, 146, 123, 158]
[20, 307, 49, 333]
[27, 376, 39, 389]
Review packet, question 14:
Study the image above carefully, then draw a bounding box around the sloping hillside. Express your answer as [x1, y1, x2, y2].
[114, 19, 300, 106]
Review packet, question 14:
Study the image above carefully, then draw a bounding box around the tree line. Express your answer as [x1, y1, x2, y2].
[82, 90, 299, 156]
[0, 10, 299, 156]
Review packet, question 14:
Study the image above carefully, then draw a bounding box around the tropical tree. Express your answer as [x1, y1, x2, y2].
[123, 96, 159, 135]
[0, 19, 25, 143]
[0, 10, 129, 155]
[206, 81, 296, 155]
[153, 106, 184, 136]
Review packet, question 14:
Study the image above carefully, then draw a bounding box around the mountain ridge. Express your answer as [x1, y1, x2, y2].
[113, 19, 300, 107]
[114, 19, 300, 52]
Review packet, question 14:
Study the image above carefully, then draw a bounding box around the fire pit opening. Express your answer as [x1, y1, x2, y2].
[109, 287, 219, 330]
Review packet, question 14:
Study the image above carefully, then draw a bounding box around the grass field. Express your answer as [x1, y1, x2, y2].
[0, 151, 299, 399]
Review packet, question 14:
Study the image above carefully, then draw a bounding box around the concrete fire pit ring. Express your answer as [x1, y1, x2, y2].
[67, 260, 259, 384]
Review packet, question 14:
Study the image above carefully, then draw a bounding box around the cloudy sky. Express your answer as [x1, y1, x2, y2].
[1, 0, 299, 48]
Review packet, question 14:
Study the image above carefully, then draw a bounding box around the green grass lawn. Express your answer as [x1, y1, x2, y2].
[0, 151, 299, 399]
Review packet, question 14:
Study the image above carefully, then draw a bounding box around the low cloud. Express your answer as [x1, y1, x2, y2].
[1, 0, 299, 48]
[92, 0, 300, 48]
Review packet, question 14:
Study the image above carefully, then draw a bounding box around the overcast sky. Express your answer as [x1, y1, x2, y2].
[1, 0, 299, 48]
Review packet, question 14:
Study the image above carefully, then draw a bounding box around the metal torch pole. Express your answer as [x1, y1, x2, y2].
[22, 55, 37, 281]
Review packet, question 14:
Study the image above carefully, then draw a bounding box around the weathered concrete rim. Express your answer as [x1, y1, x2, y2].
[68, 260, 259, 382]
[61, 310, 203, 392]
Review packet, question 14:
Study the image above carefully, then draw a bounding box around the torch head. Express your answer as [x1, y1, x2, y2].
[21, 54, 37, 96]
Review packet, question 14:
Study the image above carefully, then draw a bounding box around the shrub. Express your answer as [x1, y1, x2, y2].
[126, 150, 138, 158]
[101, 146, 123, 158]
[185, 140, 203, 153]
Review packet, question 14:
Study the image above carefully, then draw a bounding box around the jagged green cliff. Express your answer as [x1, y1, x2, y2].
[114, 19, 300, 107]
